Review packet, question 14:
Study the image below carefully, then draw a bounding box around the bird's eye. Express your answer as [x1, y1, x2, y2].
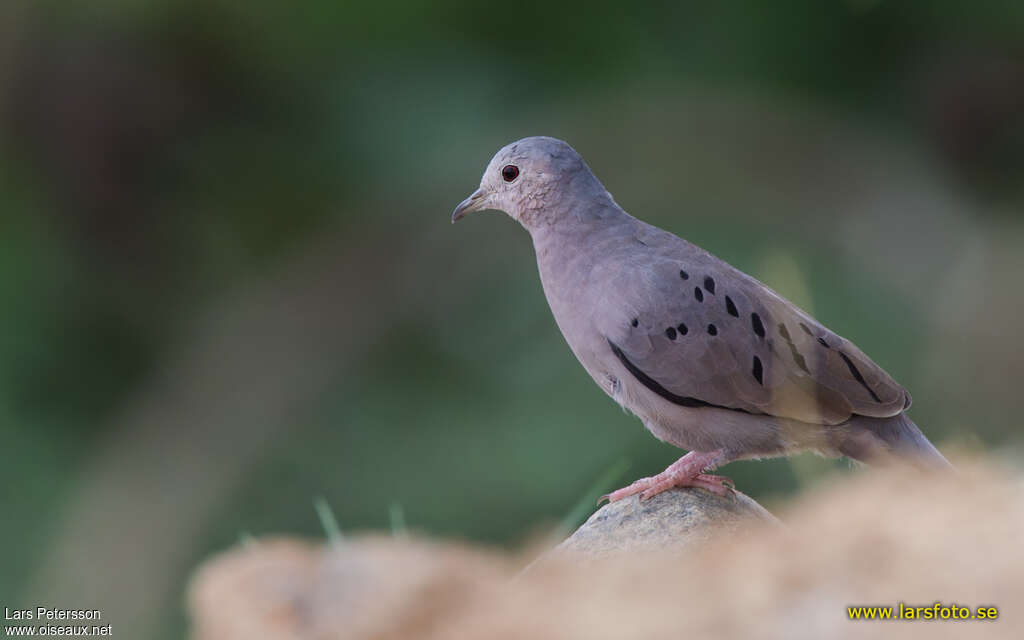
[501, 164, 520, 182]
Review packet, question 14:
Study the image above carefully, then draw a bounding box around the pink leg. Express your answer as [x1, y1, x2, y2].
[600, 450, 733, 503]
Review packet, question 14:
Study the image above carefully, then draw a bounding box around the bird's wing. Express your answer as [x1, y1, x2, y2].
[595, 233, 909, 426]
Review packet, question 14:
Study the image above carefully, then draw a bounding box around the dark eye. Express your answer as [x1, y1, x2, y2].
[501, 164, 519, 182]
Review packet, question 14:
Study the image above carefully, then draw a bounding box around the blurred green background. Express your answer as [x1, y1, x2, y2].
[1, 0, 1023, 637]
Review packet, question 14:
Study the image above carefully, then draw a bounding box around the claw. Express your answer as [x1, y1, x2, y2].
[599, 450, 735, 503]
[688, 473, 735, 496]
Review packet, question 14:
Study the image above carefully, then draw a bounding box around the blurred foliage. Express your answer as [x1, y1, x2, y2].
[1, 1, 1022, 638]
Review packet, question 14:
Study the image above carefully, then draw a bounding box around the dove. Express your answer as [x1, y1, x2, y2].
[452, 136, 950, 501]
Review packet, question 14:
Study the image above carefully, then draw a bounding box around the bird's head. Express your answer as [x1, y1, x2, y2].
[451, 136, 611, 229]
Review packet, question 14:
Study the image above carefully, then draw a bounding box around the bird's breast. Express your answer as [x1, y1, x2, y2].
[533, 231, 635, 395]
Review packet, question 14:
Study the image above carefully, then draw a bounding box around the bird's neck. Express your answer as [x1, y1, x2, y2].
[528, 200, 635, 348]
[521, 180, 625, 231]
[528, 197, 634, 295]
[517, 169, 621, 230]
[526, 196, 628, 242]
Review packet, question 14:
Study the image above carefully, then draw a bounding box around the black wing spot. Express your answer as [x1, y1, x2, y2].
[817, 337, 830, 348]
[607, 338, 750, 413]
[694, 287, 704, 302]
[677, 322, 688, 335]
[631, 317, 639, 328]
[752, 355, 764, 385]
[665, 327, 677, 340]
[839, 351, 882, 402]
[703, 276, 716, 294]
[679, 269, 689, 280]
[707, 324, 718, 336]
[799, 322, 814, 336]
[751, 313, 765, 337]
[725, 296, 739, 317]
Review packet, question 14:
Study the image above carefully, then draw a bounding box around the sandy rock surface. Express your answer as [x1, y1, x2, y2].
[189, 460, 1023, 640]
[556, 487, 780, 556]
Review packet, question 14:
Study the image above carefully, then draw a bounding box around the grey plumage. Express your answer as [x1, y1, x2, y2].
[452, 136, 949, 493]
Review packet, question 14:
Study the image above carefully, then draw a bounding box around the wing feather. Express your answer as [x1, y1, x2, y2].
[596, 226, 908, 426]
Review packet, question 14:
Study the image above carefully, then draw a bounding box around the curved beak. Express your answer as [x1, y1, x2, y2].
[451, 188, 487, 223]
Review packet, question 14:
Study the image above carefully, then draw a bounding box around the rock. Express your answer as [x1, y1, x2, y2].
[186, 492, 777, 639]
[557, 487, 780, 556]
[187, 463, 1024, 640]
[186, 536, 508, 640]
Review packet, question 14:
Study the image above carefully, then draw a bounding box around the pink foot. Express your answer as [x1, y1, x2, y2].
[600, 450, 733, 503]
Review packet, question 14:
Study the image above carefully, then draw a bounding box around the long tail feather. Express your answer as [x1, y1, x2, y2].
[840, 412, 953, 471]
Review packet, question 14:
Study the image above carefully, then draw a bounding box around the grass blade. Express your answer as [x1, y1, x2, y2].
[389, 501, 408, 539]
[557, 457, 630, 534]
[313, 496, 343, 545]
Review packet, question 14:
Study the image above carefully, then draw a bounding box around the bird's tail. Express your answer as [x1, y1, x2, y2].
[840, 412, 953, 471]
